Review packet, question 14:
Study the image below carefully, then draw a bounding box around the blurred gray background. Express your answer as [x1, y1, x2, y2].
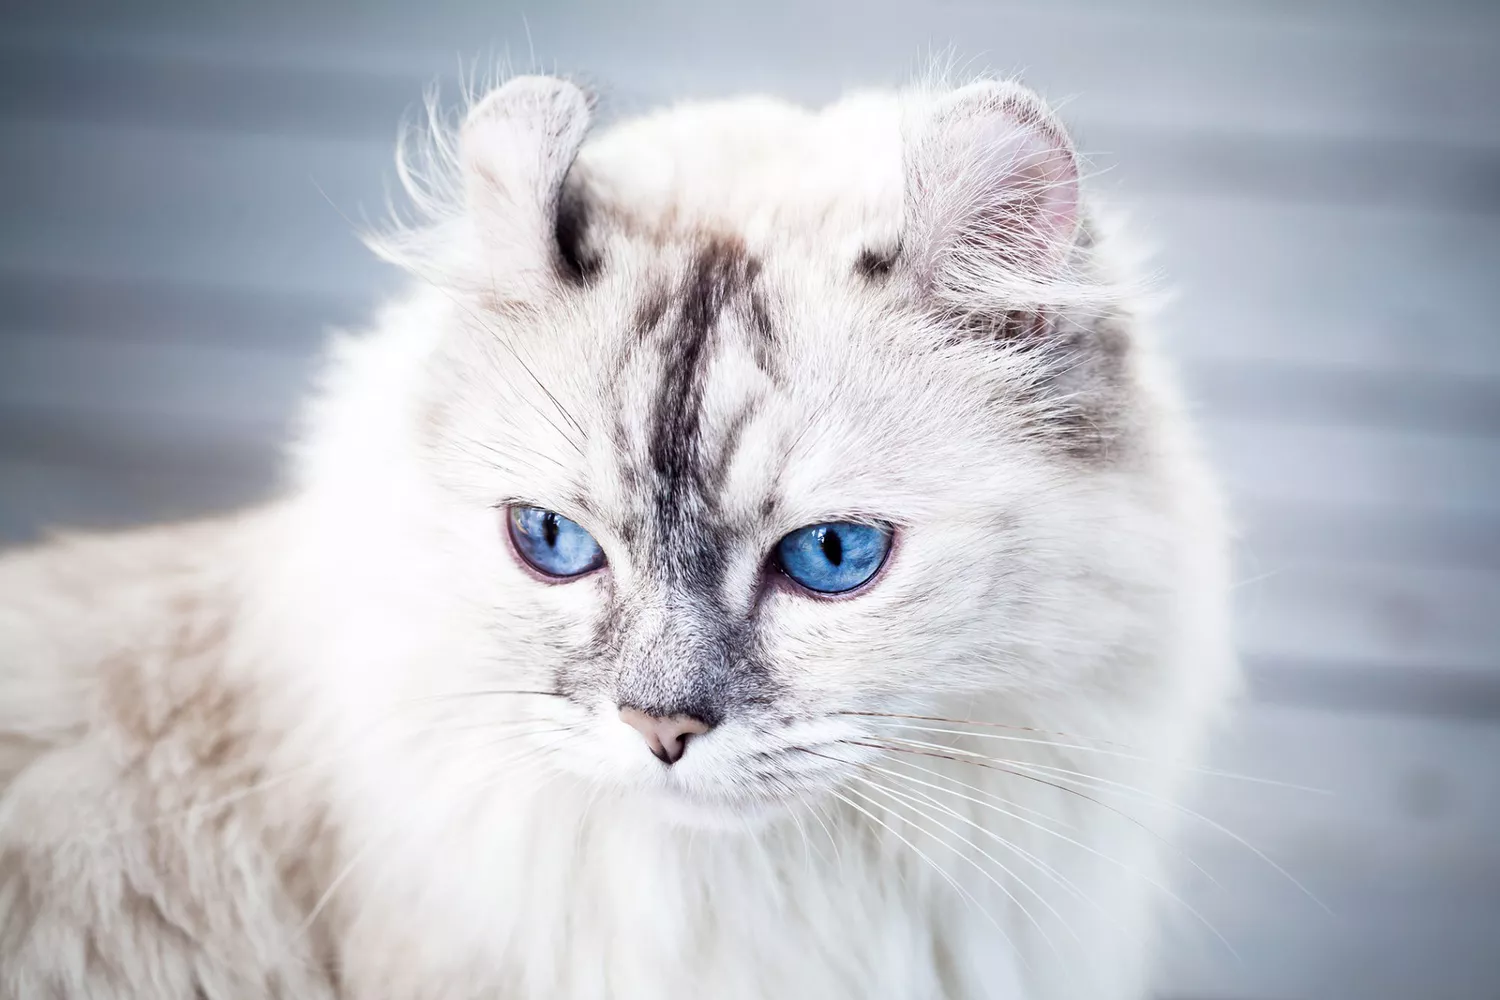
[2, 1, 1497, 997]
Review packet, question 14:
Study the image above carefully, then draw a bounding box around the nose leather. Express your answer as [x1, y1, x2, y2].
[619, 706, 712, 764]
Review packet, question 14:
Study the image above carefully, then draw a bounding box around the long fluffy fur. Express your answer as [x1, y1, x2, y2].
[0, 74, 1236, 1000]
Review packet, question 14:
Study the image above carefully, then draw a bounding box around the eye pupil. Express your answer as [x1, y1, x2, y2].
[820, 527, 843, 566]
[775, 522, 891, 595]
[507, 506, 605, 579]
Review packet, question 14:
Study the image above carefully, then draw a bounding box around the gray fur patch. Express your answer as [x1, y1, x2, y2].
[597, 236, 780, 722]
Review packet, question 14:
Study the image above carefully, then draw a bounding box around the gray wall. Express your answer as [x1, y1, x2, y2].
[2, 1, 1498, 997]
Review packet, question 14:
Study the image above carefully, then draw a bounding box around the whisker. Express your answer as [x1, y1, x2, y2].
[848, 715, 1327, 794]
[871, 734, 1222, 891]
[470, 725, 575, 753]
[842, 738, 1152, 836]
[839, 709, 1149, 748]
[298, 830, 390, 936]
[803, 797, 845, 870]
[872, 752, 1086, 833]
[852, 775, 1076, 955]
[852, 747, 1238, 960]
[991, 755, 1329, 915]
[829, 786, 1025, 970]
[404, 688, 565, 704]
[785, 801, 819, 871]
[866, 761, 1106, 917]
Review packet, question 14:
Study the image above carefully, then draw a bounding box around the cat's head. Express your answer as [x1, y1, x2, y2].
[307, 76, 1208, 826]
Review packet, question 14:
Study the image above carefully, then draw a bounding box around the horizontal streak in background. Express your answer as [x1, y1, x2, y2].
[2, 39, 1499, 214]
[1246, 657, 1500, 721]
[6, 0, 1500, 143]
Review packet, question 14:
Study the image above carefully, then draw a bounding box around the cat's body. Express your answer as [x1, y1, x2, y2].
[0, 76, 1236, 999]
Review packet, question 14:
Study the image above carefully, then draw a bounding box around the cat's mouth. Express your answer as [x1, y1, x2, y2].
[643, 779, 797, 828]
[549, 702, 873, 825]
[634, 741, 864, 827]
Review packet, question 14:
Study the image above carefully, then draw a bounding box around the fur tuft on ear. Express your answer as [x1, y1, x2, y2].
[365, 74, 596, 292]
[904, 81, 1081, 306]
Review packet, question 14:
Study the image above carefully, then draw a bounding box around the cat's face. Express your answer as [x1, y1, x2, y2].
[350, 76, 1159, 825]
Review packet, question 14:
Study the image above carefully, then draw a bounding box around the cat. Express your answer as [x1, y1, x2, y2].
[0, 73, 1237, 999]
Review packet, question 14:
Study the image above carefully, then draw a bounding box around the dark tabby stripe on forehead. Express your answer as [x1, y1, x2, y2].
[646, 236, 761, 555]
[584, 236, 783, 726]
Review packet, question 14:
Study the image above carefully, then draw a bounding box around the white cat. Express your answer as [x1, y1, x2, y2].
[0, 74, 1237, 999]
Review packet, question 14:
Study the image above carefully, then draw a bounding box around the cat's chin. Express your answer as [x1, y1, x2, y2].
[637, 782, 805, 832]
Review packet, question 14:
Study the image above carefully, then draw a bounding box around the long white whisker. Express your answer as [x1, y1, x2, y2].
[786, 803, 818, 871]
[847, 744, 1238, 959]
[994, 756, 1329, 915]
[806, 798, 845, 870]
[298, 830, 389, 936]
[873, 734, 1223, 890]
[872, 751, 1085, 832]
[846, 737, 1180, 860]
[831, 787, 1025, 971]
[857, 718, 1327, 794]
[852, 775, 1076, 957]
[869, 762, 1106, 918]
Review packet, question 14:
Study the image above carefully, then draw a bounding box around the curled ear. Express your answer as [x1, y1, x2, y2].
[461, 75, 593, 281]
[905, 81, 1080, 299]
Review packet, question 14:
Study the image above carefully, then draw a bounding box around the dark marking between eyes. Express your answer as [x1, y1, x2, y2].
[576, 237, 787, 725]
[647, 236, 758, 539]
[578, 588, 778, 725]
[613, 612, 780, 727]
[618, 512, 644, 547]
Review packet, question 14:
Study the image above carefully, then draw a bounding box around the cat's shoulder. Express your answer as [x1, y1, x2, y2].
[0, 512, 270, 783]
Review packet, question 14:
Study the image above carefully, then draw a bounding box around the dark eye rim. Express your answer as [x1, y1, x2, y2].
[770, 521, 897, 600]
[503, 504, 608, 582]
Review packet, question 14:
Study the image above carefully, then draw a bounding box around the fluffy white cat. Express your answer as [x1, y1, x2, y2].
[0, 74, 1236, 999]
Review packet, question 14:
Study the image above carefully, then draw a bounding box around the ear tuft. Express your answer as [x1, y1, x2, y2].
[906, 81, 1080, 298]
[460, 76, 594, 279]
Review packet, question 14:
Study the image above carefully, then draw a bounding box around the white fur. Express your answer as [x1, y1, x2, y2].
[0, 75, 1236, 1000]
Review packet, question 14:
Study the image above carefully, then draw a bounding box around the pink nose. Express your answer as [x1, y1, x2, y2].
[619, 707, 712, 764]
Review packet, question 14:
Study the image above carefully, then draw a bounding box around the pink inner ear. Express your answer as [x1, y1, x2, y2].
[1003, 124, 1079, 250]
[963, 111, 1079, 268]
[920, 88, 1081, 278]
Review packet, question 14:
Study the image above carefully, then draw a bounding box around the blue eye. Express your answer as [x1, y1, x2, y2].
[775, 522, 892, 595]
[507, 506, 606, 579]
